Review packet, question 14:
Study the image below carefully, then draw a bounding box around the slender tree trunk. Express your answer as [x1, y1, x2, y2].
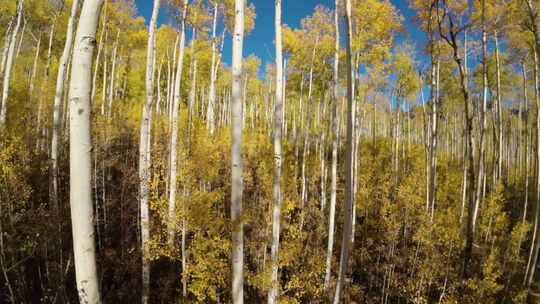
[0, 0, 23, 127]
[107, 31, 119, 118]
[494, 31, 503, 181]
[91, 3, 107, 101]
[0, 19, 14, 84]
[28, 33, 41, 98]
[429, 59, 439, 219]
[268, 1, 283, 302]
[474, 0, 488, 233]
[231, 0, 245, 302]
[333, 0, 355, 301]
[300, 36, 319, 219]
[168, 0, 188, 250]
[14, 19, 25, 59]
[207, 3, 218, 135]
[523, 61, 530, 224]
[138, 0, 160, 303]
[68, 0, 104, 302]
[37, 17, 56, 147]
[51, 0, 79, 232]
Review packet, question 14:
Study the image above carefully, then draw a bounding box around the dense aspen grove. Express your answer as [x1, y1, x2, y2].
[3, 0, 540, 303]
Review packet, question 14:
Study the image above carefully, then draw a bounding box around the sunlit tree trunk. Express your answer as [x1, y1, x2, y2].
[51, 0, 79, 226]
[474, 0, 488, 233]
[0, 0, 23, 127]
[167, 0, 188, 250]
[325, 1, 340, 289]
[207, 2, 218, 135]
[28, 33, 41, 98]
[231, 0, 245, 302]
[138, 0, 160, 303]
[494, 31, 503, 181]
[106, 31, 119, 118]
[91, 3, 107, 101]
[268, 1, 283, 302]
[0, 19, 14, 83]
[37, 17, 56, 148]
[68, 0, 104, 302]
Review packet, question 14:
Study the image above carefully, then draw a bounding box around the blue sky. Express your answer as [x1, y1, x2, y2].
[134, 0, 427, 70]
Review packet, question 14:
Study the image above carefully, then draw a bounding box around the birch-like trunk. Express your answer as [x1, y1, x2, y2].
[207, 3, 218, 134]
[91, 3, 107, 101]
[68, 0, 104, 302]
[167, 0, 188, 250]
[494, 31, 503, 181]
[473, 1, 488, 233]
[138, 0, 160, 303]
[324, 0, 339, 289]
[51, 0, 79, 217]
[333, 0, 355, 301]
[0, 19, 14, 82]
[0, 0, 23, 127]
[106, 31, 119, 118]
[268, 1, 283, 302]
[28, 33, 41, 98]
[231, 0, 245, 302]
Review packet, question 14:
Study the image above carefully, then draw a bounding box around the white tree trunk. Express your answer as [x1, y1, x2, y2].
[0, 0, 23, 127]
[268, 1, 283, 302]
[28, 33, 41, 98]
[0, 19, 14, 82]
[51, 0, 79, 217]
[68, 0, 104, 303]
[138, 0, 160, 303]
[167, 0, 188, 250]
[333, 0, 355, 301]
[231, 0, 245, 302]
[106, 31, 119, 118]
[207, 3, 218, 134]
[324, 0, 340, 289]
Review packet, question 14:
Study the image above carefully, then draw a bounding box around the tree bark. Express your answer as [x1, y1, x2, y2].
[325, 1, 340, 289]
[68, 0, 104, 303]
[268, 1, 283, 302]
[0, 0, 23, 127]
[333, 0, 355, 301]
[138, 0, 160, 303]
[231, 0, 245, 302]
[168, 0, 189, 250]
[207, 2, 218, 135]
[51, 0, 79, 231]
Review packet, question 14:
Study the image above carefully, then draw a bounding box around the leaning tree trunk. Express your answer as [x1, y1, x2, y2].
[268, 1, 283, 303]
[68, 0, 104, 303]
[0, 0, 23, 127]
[333, 0, 356, 301]
[167, 0, 188, 251]
[231, 0, 245, 302]
[0, 19, 14, 83]
[138, 0, 160, 303]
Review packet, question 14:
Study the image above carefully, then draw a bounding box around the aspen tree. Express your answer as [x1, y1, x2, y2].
[68, 0, 104, 302]
[168, 0, 189, 250]
[325, 0, 340, 290]
[0, 0, 23, 127]
[268, 1, 283, 302]
[231, 0, 245, 302]
[333, 0, 355, 301]
[51, 0, 79, 217]
[138, 0, 160, 302]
